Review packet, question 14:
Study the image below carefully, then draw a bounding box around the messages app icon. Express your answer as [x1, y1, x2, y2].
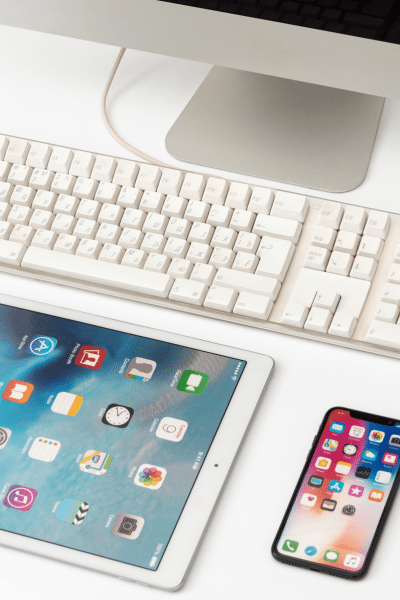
[177, 370, 209, 395]
[330, 421, 345, 434]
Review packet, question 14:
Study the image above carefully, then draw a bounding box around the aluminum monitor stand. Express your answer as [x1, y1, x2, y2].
[166, 67, 384, 193]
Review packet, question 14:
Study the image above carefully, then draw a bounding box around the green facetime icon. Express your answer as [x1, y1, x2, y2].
[177, 370, 210, 395]
[282, 539, 299, 553]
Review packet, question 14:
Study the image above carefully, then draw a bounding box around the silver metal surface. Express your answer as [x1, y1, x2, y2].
[166, 67, 384, 192]
[1, 0, 400, 99]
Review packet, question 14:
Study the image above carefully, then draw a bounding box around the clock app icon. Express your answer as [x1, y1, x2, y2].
[102, 404, 134, 428]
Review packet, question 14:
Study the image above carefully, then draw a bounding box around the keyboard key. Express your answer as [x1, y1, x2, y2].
[209, 247, 235, 269]
[48, 147, 74, 174]
[8, 204, 33, 226]
[162, 195, 187, 218]
[73, 218, 99, 240]
[51, 214, 76, 235]
[212, 227, 237, 250]
[169, 278, 208, 306]
[94, 182, 121, 204]
[207, 204, 232, 228]
[139, 191, 165, 213]
[364, 210, 390, 239]
[98, 243, 124, 264]
[53, 194, 79, 216]
[374, 302, 399, 323]
[204, 285, 237, 312]
[11, 186, 35, 208]
[140, 232, 166, 254]
[118, 228, 144, 250]
[270, 191, 308, 222]
[91, 155, 117, 183]
[180, 173, 206, 201]
[316, 200, 343, 229]
[184, 199, 210, 223]
[117, 186, 143, 209]
[122, 248, 148, 268]
[76, 199, 101, 220]
[98, 204, 123, 226]
[340, 205, 367, 234]
[225, 182, 251, 210]
[213, 267, 281, 300]
[281, 303, 309, 328]
[381, 283, 400, 305]
[54, 234, 79, 255]
[326, 251, 353, 276]
[233, 292, 273, 321]
[32, 190, 57, 211]
[29, 169, 54, 191]
[186, 242, 212, 264]
[22, 246, 173, 298]
[9, 225, 35, 247]
[247, 187, 274, 214]
[304, 245, 330, 271]
[0, 182, 13, 202]
[0, 161, 12, 182]
[202, 177, 229, 205]
[168, 258, 193, 279]
[76, 238, 102, 259]
[333, 231, 360, 256]
[188, 222, 214, 244]
[95, 223, 121, 245]
[229, 209, 255, 232]
[232, 252, 258, 273]
[112, 159, 138, 187]
[165, 217, 191, 240]
[388, 263, 400, 285]
[235, 231, 260, 254]
[51, 173, 76, 195]
[328, 312, 357, 338]
[190, 262, 216, 286]
[73, 177, 98, 200]
[357, 235, 384, 260]
[26, 143, 52, 169]
[0, 202, 11, 221]
[69, 151, 95, 178]
[144, 253, 171, 274]
[313, 290, 340, 313]
[135, 164, 161, 191]
[0, 136, 9, 161]
[0, 238, 27, 264]
[4, 138, 30, 165]
[310, 225, 336, 250]
[8, 164, 32, 186]
[29, 209, 54, 230]
[0, 220, 12, 239]
[253, 214, 302, 243]
[31, 229, 57, 250]
[304, 307, 333, 333]
[350, 256, 377, 281]
[157, 168, 184, 196]
[366, 320, 400, 350]
[256, 238, 294, 282]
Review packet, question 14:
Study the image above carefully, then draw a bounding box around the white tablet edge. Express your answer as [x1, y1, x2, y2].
[0, 293, 274, 591]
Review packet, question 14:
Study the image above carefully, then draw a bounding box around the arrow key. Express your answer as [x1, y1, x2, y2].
[328, 312, 357, 338]
[281, 303, 309, 328]
[357, 235, 384, 261]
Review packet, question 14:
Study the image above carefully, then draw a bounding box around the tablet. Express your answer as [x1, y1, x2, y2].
[0, 293, 273, 591]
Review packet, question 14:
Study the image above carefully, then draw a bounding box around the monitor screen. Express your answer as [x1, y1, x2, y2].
[162, 0, 400, 44]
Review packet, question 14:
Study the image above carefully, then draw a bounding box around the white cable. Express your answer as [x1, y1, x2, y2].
[101, 47, 172, 168]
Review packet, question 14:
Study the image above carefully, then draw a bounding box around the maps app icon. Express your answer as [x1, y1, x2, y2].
[28, 335, 57, 356]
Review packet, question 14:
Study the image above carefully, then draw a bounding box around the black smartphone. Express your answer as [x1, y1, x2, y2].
[272, 406, 400, 579]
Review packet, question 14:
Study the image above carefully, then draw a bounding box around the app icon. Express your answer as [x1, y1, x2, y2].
[349, 485, 364, 498]
[322, 439, 338, 452]
[389, 434, 400, 447]
[321, 499, 337, 511]
[134, 464, 167, 490]
[369, 489, 384, 502]
[177, 370, 210, 395]
[156, 417, 188, 442]
[342, 505, 356, 515]
[355, 466, 371, 479]
[125, 357, 157, 381]
[375, 470, 391, 484]
[344, 554, 361, 569]
[28, 335, 57, 356]
[324, 550, 339, 563]
[28, 437, 61, 462]
[75, 346, 107, 369]
[342, 444, 358, 456]
[282, 539, 299, 553]
[0, 427, 11, 450]
[330, 421, 345, 434]
[349, 426, 365, 439]
[328, 480, 343, 493]
[111, 513, 145, 540]
[335, 461, 351, 475]
[308, 475, 324, 488]
[102, 404, 134, 428]
[3, 485, 37, 511]
[79, 450, 112, 475]
[383, 452, 398, 466]
[56, 499, 89, 525]
[304, 546, 318, 557]
[2, 380, 34, 404]
[51, 392, 83, 416]
[369, 430, 385, 443]
[300, 493, 317, 507]
[315, 457, 332, 470]
[362, 449, 377, 461]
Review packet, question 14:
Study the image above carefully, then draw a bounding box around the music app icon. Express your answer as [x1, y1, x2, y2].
[74, 346, 106, 370]
[344, 554, 362, 569]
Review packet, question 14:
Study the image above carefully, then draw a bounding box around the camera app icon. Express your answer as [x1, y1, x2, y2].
[111, 513, 145, 540]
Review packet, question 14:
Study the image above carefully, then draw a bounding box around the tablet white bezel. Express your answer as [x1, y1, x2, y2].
[0, 293, 273, 591]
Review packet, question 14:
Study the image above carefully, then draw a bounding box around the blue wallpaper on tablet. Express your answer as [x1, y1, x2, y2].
[0, 303, 246, 570]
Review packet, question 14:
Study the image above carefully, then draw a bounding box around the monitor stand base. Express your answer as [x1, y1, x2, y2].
[165, 67, 384, 193]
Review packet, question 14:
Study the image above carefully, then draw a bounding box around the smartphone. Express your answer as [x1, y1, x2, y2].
[272, 406, 400, 579]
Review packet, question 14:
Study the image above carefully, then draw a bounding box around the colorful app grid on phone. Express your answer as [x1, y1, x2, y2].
[125, 357, 157, 381]
[2, 380, 34, 404]
[79, 450, 112, 475]
[74, 346, 107, 369]
[56, 499, 89, 525]
[177, 370, 209, 395]
[28, 335, 57, 356]
[3, 485, 37, 511]
[134, 464, 166, 489]
[51, 392, 83, 416]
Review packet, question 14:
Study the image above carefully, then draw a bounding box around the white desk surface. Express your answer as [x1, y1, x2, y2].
[1, 23, 400, 600]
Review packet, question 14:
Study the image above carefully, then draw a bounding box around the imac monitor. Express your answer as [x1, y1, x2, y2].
[2, 0, 400, 191]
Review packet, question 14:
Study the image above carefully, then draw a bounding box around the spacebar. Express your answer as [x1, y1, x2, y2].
[22, 247, 174, 298]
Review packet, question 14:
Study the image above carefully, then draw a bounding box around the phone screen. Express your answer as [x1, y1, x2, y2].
[275, 407, 400, 574]
[0, 303, 246, 571]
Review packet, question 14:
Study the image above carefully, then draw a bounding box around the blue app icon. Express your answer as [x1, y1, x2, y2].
[328, 480, 344, 492]
[362, 449, 378, 461]
[304, 546, 318, 557]
[28, 335, 58, 356]
[330, 421, 345, 434]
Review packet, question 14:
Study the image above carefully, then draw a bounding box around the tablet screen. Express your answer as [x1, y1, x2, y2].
[0, 303, 246, 570]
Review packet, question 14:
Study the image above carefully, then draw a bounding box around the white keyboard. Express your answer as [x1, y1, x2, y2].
[1, 134, 400, 359]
